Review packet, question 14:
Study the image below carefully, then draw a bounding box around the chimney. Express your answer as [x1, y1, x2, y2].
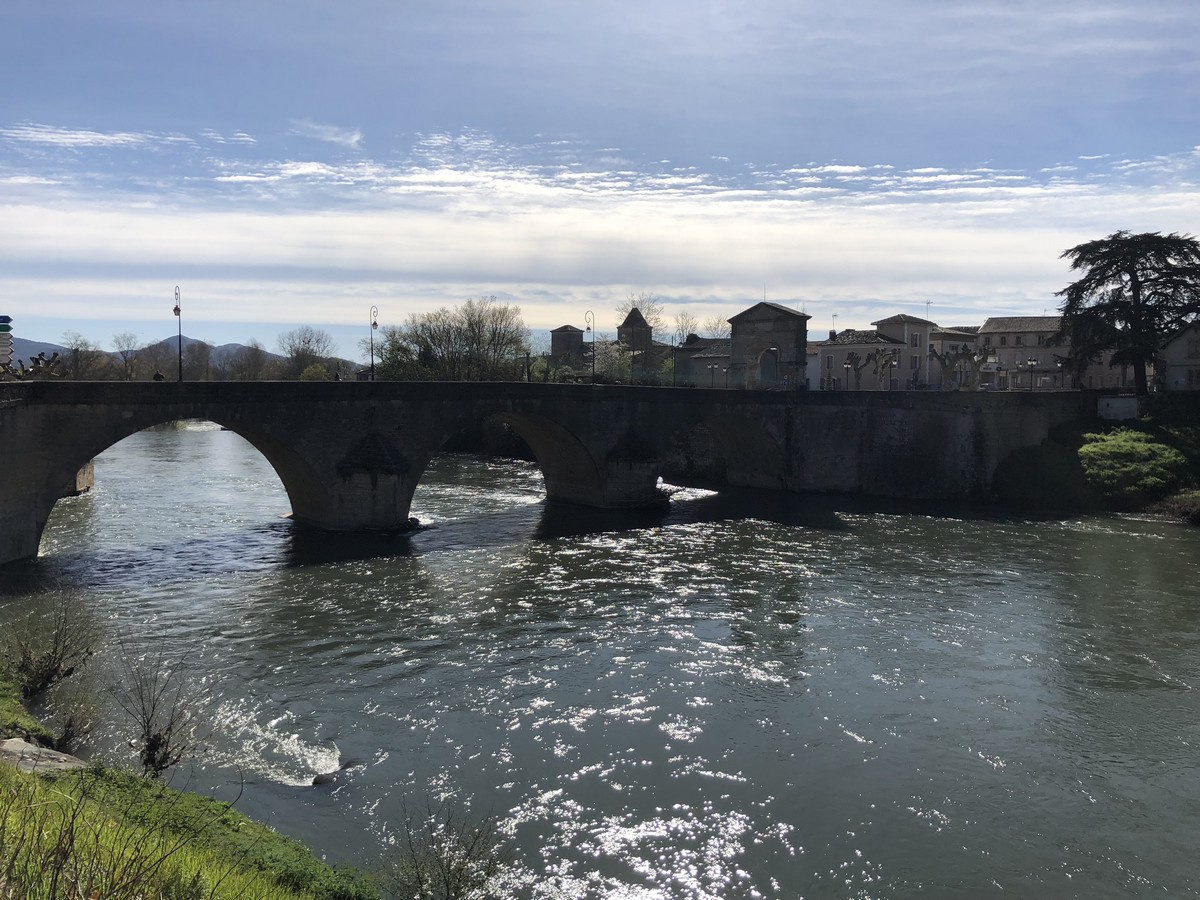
[829, 329, 837, 340]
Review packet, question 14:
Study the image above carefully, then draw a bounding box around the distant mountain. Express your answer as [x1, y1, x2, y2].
[11, 337, 65, 365]
[141, 336, 287, 367]
[7, 334, 355, 376]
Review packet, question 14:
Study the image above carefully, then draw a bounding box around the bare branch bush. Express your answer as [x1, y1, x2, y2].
[383, 798, 514, 900]
[111, 642, 203, 779]
[0, 590, 99, 700]
[42, 677, 100, 754]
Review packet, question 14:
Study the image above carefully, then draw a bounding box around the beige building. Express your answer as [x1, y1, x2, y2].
[977, 316, 1071, 390]
[810, 314, 938, 391]
[1161, 322, 1200, 390]
[676, 302, 808, 389]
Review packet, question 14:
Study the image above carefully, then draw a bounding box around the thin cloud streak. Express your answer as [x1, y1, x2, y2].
[288, 119, 364, 149]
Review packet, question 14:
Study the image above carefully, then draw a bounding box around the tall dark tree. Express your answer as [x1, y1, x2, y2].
[1056, 231, 1200, 396]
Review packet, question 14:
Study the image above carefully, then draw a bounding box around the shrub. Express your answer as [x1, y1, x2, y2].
[1078, 428, 1191, 508]
[0, 591, 99, 700]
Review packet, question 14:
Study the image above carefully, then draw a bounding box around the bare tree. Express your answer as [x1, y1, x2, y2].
[112, 333, 142, 381]
[844, 351, 872, 390]
[137, 341, 176, 381]
[112, 643, 202, 778]
[616, 291, 665, 332]
[60, 332, 115, 380]
[701, 315, 731, 339]
[226, 339, 274, 381]
[384, 799, 515, 900]
[277, 326, 336, 379]
[183, 341, 211, 381]
[867, 348, 900, 389]
[672, 310, 700, 346]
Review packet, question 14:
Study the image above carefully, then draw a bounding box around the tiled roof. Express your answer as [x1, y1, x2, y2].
[728, 301, 811, 322]
[979, 316, 1061, 333]
[679, 337, 731, 352]
[551, 324, 584, 333]
[815, 329, 904, 346]
[871, 314, 937, 326]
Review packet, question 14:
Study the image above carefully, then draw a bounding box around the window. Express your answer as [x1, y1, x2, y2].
[1015, 335, 1023, 346]
[1187, 338, 1200, 358]
[983, 335, 991, 346]
[826, 354, 833, 370]
[1037, 335, 1046, 346]
[911, 355, 920, 370]
[911, 334, 921, 347]
[1000, 336, 1008, 346]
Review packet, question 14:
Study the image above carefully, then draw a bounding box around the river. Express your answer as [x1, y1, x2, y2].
[2, 422, 1198, 898]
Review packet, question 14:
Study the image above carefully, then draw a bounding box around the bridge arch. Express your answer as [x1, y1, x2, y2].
[22, 412, 341, 561]
[486, 412, 607, 506]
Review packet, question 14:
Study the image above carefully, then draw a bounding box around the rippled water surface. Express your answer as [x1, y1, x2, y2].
[4, 423, 1200, 898]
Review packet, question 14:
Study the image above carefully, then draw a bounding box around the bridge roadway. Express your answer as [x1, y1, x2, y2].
[0, 380, 1092, 566]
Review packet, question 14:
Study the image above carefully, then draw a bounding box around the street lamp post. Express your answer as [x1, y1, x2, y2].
[1027, 356, 1037, 391]
[708, 363, 717, 387]
[172, 286, 182, 382]
[671, 344, 678, 387]
[584, 310, 595, 382]
[724, 367, 730, 388]
[843, 361, 851, 390]
[369, 305, 379, 381]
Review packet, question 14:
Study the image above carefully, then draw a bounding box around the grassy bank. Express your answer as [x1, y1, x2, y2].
[0, 672, 378, 900]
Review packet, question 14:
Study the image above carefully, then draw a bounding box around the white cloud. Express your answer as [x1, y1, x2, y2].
[0, 124, 159, 148]
[288, 119, 363, 149]
[4, 119, 1200, 347]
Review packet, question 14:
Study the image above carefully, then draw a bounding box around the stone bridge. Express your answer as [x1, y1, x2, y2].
[0, 381, 1093, 566]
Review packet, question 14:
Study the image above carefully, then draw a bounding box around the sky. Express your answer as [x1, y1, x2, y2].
[2, 0, 1198, 360]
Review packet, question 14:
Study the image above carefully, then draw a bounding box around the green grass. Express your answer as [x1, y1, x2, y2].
[0, 670, 55, 746]
[0, 761, 379, 900]
[0, 763, 321, 900]
[0, 669, 378, 899]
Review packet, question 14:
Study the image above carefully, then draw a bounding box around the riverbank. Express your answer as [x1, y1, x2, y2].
[993, 410, 1200, 520]
[0, 672, 378, 900]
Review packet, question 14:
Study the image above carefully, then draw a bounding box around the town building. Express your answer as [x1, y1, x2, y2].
[977, 316, 1066, 390]
[727, 302, 809, 389]
[549, 324, 586, 370]
[811, 328, 903, 391]
[1160, 321, 1200, 390]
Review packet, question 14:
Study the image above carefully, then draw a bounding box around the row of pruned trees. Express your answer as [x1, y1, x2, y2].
[11, 327, 345, 382]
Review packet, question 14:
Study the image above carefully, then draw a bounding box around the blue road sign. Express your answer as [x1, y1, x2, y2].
[0, 316, 10, 324]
